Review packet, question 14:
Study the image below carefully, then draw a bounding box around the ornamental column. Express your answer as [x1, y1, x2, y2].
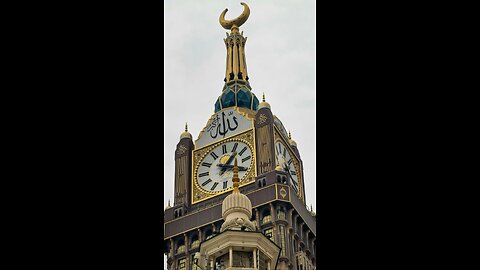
[255, 208, 261, 229]
[184, 233, 189, 267]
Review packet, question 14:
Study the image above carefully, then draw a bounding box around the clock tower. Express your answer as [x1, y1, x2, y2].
[164, 3, 316, 270]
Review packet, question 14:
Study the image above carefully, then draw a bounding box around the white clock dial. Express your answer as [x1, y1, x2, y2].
[275, 141, 299, 194]
[196, 140, 253, 193]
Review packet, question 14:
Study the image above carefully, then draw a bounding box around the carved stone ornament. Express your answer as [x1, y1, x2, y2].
[258, 113, 268, 124]
[220, 217, 256, 232]
[177, 144, 188, 155]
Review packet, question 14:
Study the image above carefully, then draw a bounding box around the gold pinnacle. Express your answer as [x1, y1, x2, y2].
[185, 122, 188, 132]
[262, 93, 265, 102]
[288, 130, 292, 139]
[232, 158, 240, 192]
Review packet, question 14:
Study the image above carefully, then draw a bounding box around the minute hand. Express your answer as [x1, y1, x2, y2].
[225, 152, 237, 166]
[284, 165, 298, 187]
[219, 152, 237, 175]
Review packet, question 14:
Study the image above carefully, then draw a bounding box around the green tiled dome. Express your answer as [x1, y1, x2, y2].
[214, 86, 260, 112]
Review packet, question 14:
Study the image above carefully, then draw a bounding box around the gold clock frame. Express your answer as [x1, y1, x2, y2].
[273, 126, 304, 202]
[191, 129, 257, 204]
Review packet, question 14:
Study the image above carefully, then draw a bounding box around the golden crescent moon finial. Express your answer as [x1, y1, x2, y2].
[219, 2, 250, 31]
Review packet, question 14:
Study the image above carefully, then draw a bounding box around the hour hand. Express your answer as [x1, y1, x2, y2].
[225, 152, 237, 165]
[217, 164, 248, 171]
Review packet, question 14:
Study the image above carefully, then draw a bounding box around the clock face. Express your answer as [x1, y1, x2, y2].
[275, 141, 300, 194]
[195, 140, 254, 193]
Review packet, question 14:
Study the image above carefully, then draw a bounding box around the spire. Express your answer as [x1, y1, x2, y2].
[259, 92, 271, 109]
[165, 199, 171, 210]
[220, 154, 256, 232]
[215, 2, 262, 113]
[180, 122, 192, 140]
[232, 158, 240, 192]
[288, 130, 297, 147]
[220, 2, 250, 83]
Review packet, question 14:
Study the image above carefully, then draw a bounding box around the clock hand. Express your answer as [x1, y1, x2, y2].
[225, 152, 237, 166]
[283, 165, 298, 187]
[219, 152, 237, 175]
[217, 164, 248, 171]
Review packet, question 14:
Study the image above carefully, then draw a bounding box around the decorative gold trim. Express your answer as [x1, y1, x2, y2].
[252, 119, 257, 178]
[280, 187, 287, 199]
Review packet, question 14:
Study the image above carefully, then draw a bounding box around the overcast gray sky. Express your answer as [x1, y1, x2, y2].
[164, 0, 315, 264]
